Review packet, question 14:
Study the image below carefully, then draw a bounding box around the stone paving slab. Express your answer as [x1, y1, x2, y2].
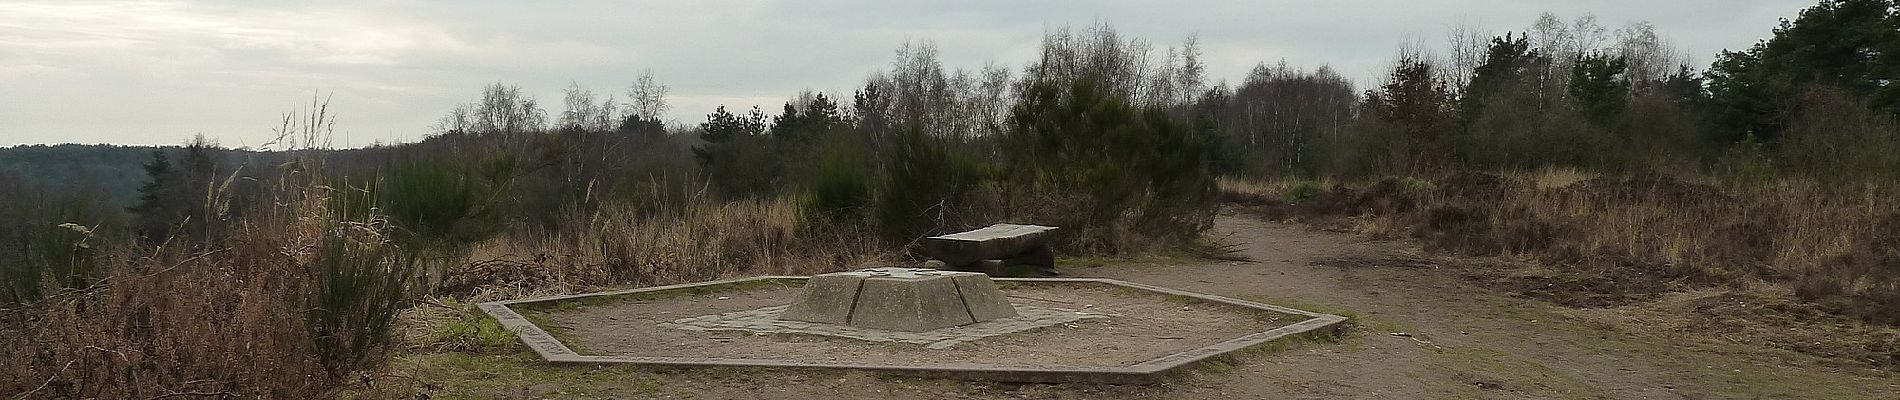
[662, 304, 1106, 349]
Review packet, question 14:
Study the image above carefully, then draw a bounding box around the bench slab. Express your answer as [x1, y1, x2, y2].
[923, 224, 1058, 266]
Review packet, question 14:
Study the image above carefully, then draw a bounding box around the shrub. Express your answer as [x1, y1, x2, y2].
[875, 127, 986, 246]
[1713, 134, 1775, 188]
[307, 212, 417, 377]
[1777, 88, 1900, 185]
[798, 132, 876, 221]
[378, 155, 509, 254]
[1002, 77, 1219, 252]
[1283, 180, 1323, 204]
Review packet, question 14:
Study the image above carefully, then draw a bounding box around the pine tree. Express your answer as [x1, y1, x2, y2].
[128, 149, 178, 243]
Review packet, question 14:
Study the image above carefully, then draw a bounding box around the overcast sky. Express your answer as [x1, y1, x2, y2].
[0, 0, 1815, 148]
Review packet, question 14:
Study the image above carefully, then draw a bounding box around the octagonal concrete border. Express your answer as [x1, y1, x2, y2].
[478, 276, 1349, 384]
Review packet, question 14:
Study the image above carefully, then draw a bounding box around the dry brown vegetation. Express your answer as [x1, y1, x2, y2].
[438, 195, 891, 301]
[1223, 171, 1900, 367]
[1, 157, 375, 398]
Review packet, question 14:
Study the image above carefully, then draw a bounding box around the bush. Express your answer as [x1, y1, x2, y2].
[307, 214, 417, 377]
[378, 155, 510, 253]
[1777, 88, 1900, 185]
[1283, 180, 1323, 204]
[875, 127, 986, 245]
[1002, 77, 1219, 252]
[799, 132, 876, 221]
[1713, 134, 1775, 188]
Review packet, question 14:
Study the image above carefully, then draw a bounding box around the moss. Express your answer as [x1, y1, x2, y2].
[387, 352, 664, 399]
[431, 311, 518, 353]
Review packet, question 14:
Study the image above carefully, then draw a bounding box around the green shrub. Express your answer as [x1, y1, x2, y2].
[309, 186, 418, 377]
[378, 155, 509, 253]
[875, 128, 986, 245]
[1283, 180, 1323, 204]
[1714, 134, 1775, 188]
[799, 132, 875, 221]
[1398, 176, 1433, 192]
[1002, 77, 1219, 251]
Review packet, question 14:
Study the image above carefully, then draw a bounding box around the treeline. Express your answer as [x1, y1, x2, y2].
[1307, 2, 1900, 184]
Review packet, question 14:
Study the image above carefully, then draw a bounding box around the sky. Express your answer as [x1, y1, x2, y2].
[0, 0, 1817, 148]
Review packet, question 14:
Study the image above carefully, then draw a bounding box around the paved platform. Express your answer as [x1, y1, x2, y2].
[480, 276, 1350, 384]
[665, 303, 1104, 349]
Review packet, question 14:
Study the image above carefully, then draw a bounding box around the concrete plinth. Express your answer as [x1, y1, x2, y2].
[777, 274, 863, 324]
[778, 267, 1020, 332]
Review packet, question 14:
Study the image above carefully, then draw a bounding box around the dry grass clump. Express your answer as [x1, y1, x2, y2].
[1224, 171, 1900, 366]
[0, 243, 325, 399]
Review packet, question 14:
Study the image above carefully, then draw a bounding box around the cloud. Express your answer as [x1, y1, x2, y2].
[0, 0, 1818, 146]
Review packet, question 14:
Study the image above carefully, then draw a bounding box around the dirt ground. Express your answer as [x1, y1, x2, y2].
[535, 283, 1300, 368]
[396, 211, 1900, 399]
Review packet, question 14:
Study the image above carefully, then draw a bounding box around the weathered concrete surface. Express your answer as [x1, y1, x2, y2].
[482, 275, 1351, 384]
[951, 274, 1018, 322]
[778, 274, 866, 324]
[663, 303, 1101, 349]
[923, 224, 1058, 265]
[780, 268, 1021, 332]
[850, 274, 977, 331]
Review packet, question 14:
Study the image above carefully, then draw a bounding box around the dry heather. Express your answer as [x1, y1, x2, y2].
[436, 195, 891, 301]
[0, 168, 396, 398]
[1224, 171, 1900, 367]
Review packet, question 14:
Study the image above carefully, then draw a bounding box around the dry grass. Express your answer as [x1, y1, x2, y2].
[0, 101, 427, 398]
[436, 195, 891, 301]
[1224, 171, 1900, 367]
[0, 167, 383, 398]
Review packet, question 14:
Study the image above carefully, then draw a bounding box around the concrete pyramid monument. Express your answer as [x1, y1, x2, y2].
[779, 267, 1018, 332]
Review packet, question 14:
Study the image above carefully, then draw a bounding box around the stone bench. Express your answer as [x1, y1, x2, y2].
[922, 223, 1059, 276]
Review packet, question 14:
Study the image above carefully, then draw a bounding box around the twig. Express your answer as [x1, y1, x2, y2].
[11, 360, 76, 400]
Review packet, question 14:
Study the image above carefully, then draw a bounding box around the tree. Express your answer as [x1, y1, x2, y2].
[433, 82, 548, 136]
[1461, 33, 1548, 123]
[558, 82, 617, 132]
[624, 69, 670, 125]
[128, 149, 179, 243]
[771, 93, 847, 146]
[1364, 55, 1459, 173]
[1569, 52, 1630, 125]
[1004, 75, 1218, 251]
[694, 106, 776, 198]
[1220, 62, 1357, 175]
[1613, 22, 1685, 92]
[1704, 0, 1900, 143]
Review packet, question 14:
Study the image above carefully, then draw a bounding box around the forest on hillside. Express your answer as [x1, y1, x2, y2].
[5, 0, 1900, 397]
